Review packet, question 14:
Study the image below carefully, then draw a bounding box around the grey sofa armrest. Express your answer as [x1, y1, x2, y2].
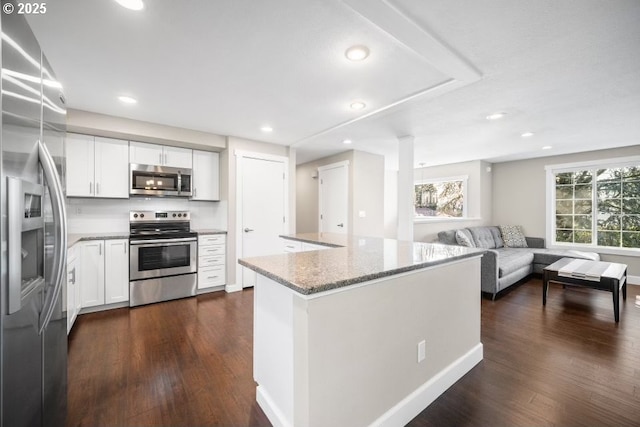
[481, 249, 499, 297]
[525, 237, 545, 248]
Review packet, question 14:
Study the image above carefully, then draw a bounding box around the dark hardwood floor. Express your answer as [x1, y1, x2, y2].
[67, 278, 640, 427]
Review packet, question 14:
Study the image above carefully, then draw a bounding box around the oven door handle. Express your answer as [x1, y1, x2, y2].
[130, 237, 197, 245]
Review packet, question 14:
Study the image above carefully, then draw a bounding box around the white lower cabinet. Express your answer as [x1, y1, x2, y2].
[198, 234, 226, 290]
[78, 239, 129, 310]
[105, 239, 130, 304]
[281, 238, 332, 253]
[66, 245, 79, 334]
[79, 240, 105, 308]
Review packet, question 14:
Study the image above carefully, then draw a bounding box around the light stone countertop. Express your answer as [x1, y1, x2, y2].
[194, 229, 227, 235]
[239, 232, 485, 295]
[67, 229, 227, 248]
[67, 232, 130, 248]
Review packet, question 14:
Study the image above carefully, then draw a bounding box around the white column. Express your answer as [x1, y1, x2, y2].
[397, 135, 414, 241]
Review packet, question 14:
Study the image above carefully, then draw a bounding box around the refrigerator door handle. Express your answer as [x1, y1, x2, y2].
[38, 140, 68, 335]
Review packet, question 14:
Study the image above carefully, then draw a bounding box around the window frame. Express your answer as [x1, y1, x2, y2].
[545, 156, 640, 256]
[413, 174, 469, 222]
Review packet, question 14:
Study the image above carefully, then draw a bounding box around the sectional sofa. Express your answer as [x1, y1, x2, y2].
[437, 226, 600, 299]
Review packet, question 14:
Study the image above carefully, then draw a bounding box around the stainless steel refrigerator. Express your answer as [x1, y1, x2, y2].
[1, 5, 68, 427]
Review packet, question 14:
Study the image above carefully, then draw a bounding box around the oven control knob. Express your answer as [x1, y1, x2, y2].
[173, 213, 177, 217]
[140, 213, 145, 218]
[133, 213, 138, 218]
[178, 213, 182, 217]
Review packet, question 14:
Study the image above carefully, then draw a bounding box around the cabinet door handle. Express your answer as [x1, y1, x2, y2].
[207, 276, 219, 280]
[337, 223, 344, 228]
[165, 153, 168, 164]
[89, 182, 93, 194]
[194, 188, 197, 198]
[159, 152, 162, 164]
[124, 244, 127, 254]
[99, 243, 102, 256]
[96, 182, 100, 195]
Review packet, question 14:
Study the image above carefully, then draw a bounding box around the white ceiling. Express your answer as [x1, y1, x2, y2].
[27, 0, 640, 169]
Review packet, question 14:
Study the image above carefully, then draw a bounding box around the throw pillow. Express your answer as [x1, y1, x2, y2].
[500, 225, 528, 248]
[455, 229, 476, 247]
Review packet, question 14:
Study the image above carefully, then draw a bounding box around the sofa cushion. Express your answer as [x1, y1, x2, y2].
[500, 225, 528, 248]
[469, 227, 497, 249]
[497, 248, 535, 277]
[455, 229, 476, 247]
[437, 229, 458, 246]
[489, 227, 505, 248]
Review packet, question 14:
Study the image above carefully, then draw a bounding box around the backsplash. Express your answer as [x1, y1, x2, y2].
[66, 197, 227, 233]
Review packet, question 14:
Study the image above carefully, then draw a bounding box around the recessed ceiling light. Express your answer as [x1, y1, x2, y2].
[521, 132, 534, 138]
[342, 139, 352, 145]
[350, 101, 366, 110]
[542, 145, 552, 150]
[260, 126, 273, 133]
[115, 0, 144, 10]
[118, 95, 137, 104]
[486, 112, 506, 120]
[345, 45, 370, 61]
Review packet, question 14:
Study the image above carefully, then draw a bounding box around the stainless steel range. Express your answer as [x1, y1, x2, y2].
[129, 211, 197, 307]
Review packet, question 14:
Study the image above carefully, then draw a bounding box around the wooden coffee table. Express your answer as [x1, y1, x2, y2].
[543, 258, 627, 322]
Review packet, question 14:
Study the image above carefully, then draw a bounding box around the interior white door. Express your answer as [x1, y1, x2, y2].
[241, 156, 286, 288]
[319, 162, 348, 234]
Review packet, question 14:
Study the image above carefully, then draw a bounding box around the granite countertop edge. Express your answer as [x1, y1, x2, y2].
[239, 250, 484, 296]
[279, 234, 342, 248]
[68, 233, 130, 248]
[68, 229, 227, 248]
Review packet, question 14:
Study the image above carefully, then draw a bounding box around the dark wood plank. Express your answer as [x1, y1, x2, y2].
[67, 278, 640, 427]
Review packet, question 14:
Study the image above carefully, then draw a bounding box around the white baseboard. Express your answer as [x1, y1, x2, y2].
[628, 275, 639, 285]
[256, 386, 292, 427]
[371, 343, 484, 427]
[225, 283, 242, 293]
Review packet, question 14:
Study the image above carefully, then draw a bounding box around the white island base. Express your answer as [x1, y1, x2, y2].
[254, 256, 483, 427]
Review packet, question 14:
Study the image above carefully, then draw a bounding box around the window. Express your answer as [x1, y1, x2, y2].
[414, 176, 467, 219]
[547, 157, 640, 251]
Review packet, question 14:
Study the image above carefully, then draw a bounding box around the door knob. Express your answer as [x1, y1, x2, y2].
[337, 223, 344, 227]
[244, 228, 254, 232]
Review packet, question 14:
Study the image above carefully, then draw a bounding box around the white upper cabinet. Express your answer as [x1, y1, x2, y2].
[94, 137, 129, 198]
[66, 134, 95, 197]
[66, 134, 129, 198]
[129, 141, 192, 169]
[164, 145, 193, 168]
[192, 150, 220, 201]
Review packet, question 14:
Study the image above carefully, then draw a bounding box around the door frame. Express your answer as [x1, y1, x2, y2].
[234, 150, 289, 291]
[318, 160, 349, 234]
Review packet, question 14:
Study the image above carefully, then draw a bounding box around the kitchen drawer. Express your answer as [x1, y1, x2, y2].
[199, 234, 225, 246]
[199, 245, 225, 257]
[199, 255, 225, 268]
[282, 239, 301, 253]
[198, 265, 225, 289]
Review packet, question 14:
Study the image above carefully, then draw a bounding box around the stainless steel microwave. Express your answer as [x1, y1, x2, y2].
[130, 163, 192, 197]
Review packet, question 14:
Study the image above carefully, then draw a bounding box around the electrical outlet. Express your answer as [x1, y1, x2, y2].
[417, 340, 426, 363]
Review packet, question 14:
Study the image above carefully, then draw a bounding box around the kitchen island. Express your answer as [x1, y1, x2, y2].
[239, 233, 485, 427]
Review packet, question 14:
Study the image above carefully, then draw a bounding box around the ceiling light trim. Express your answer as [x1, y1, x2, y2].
[114, 0, 144, 11]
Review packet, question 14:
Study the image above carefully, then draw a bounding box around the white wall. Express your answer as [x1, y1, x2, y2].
[296, 150, 385, 237]
[493, 145, 640, 275]
[384, 170, 398, 238]
[413, 160, 493, 242]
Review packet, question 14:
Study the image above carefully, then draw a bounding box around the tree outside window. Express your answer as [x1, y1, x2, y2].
[551, 161, 640, 250]
[415, 179, 465, 218]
